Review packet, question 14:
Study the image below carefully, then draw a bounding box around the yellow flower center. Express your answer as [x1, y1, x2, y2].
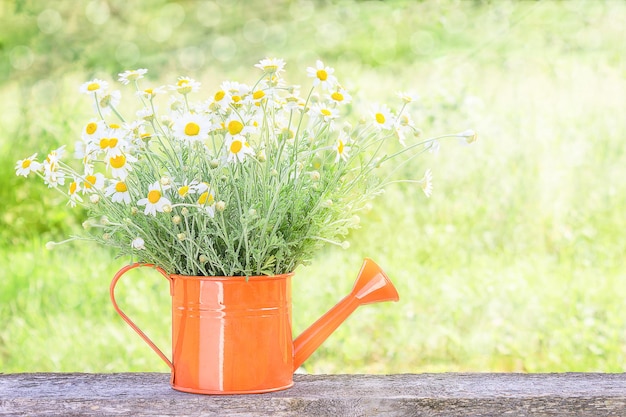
[109, 138, 118, 148]
[178, 185, 189, 197]
[69, 182, 77, 194]
[252, 90, 265, 100]
[22, 159, 31, 168]
[230, 140, 243, 154]
[87, 82, 100, 91]
[228, 120, 244, 136]
[86, 122, 98, 135]
[100, 138, 110, 149]
[115, 182, 127, 192]
[184, 122, 200, 136]
[198, 192, 214, 205]
[338, 140, 344, 154]
[316, 69, 328, 81]
[148, 190, 161, 204]
[84, 175, 96, 188]
[177, 79, 189, 87]
[375, 113, 385, 124]
[321, 109, 332, 116]
[110, 155, 126, 169]
[331, 92, 344, 102]
[232, 95, 241, 103]
[144, 88, 153, 95]
[214, 90, 225, 101]
[110, 123, 120, 129]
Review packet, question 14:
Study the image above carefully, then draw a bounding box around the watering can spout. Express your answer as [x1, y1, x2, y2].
[292, 258, 399, 371]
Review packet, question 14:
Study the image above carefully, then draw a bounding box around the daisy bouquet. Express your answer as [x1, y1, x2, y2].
[16, 58, 475, 276]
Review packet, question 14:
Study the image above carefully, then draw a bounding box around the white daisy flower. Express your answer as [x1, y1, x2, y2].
[171, 76, 201, 95]
[137, 182, 172, 216]
[254, 57, 286, 75]
[226, 137, 254, 163]
[396, 91, 419, 104]
[176, 179, 198, 199]
[107, 153, 137, 179]
[81, 119, 106, 143]
[105, 180, 131, 204]
[420, 169, 433, 198]
[172, 113, 212, 142]
[118, 69, 148, 85]
[197, 189, 216, 217]
[81, 172, 106, 194]
[79, 79, 109, 95]
[15, 153, 42, 177]
[96, 90, 121, 115]
[306, 60, 338, 90]
[309, 103, 339, 124]
[136, 86, 165, 100]
[371, 103, 395, 130]
[68, 179, 83, 207]
[334, 131, 351, 163]
[327, 88, 352, 105]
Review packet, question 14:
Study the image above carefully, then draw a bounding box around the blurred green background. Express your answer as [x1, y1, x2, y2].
[1, 0, 625, 374]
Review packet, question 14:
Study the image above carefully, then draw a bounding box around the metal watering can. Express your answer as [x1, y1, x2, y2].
[110, 258, 399, 394]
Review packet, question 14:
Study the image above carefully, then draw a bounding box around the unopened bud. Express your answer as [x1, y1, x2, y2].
[162, 204, 172, 213]
[45, 241, 56, 250]
[216, 201, 226, 212]
[177, 233, 186, 241]
[172, 215, 182, 224]
[90, 194, 100, 204]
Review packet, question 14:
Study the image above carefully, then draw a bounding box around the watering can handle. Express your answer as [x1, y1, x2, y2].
[109, 263, 174, 372]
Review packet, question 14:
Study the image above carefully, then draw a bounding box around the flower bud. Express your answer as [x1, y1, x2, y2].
[160, 176, 171, 186]
[310, 171, 321, 181]
[45, 241, 56, 250]
[90, 194, 100, 204]
[162, 204, 172, 213]
[216, 201, 226, 212]
[248, 208, 257, 217]
[199, 255, 208, 263]
[131, 207, 139, 215]
[210, 159, 220, 168]
[177, 233, 186, 241]
[181, 207, 189, 216]
[172, 215, 182, 224]
[341, 241, 350, 250]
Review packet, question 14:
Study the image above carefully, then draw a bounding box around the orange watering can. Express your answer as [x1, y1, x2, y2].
[110, 258, 399, 394]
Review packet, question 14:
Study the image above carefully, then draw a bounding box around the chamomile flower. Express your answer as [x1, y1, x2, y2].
[171, 76, 200, 95]
[81, 119, 106, 143]
[105, 180, 131, 204]
[457, 129, 478, 144]
[172, 113, 212, 142]
[307, 60, 338, 90]
[79, 79, 109, 95]
[107, 153, 137, 179]
[420, 169, 433, 198]
[137, 182, 172, 216]
[226, 137, 254, 163]
[255, 57, 286, 76]
[197, 188, 216, 217]
[81, 172, 106, 194]
[68, 179, 83, 207]
[394, 113, 416, 147]
[137, 86, 165, 100]
[309, 103, 339, 124]
[210, 88, 231, 111]
[327, 88, 352, 105]
[371, 104, 395, 130]
[96, 90, 121, 115]
[118, 69, 148, 85]
[334, 131, 351, 162]
[396, 91, 419, 104]
[176, 179, 198, 199]
[15, 153, 42, 177]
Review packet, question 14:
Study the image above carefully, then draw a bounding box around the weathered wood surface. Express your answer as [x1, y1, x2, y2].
[1, 373, 626, 417]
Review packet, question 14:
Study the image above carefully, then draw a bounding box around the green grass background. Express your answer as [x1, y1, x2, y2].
[1, 0, 625, 374]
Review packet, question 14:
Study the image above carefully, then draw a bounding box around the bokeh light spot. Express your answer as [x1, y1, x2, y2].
[196, 1, 221, 28]
[85, 1, 110, 25]
[10, 46, 34, 70]
[37, 9, 63, 34]
[160, 3, 186, 28]
[212, 36, 237, 62]
[243, 19, 268, 44]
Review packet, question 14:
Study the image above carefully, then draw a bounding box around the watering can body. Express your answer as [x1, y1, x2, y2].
[110, 258, 399, 394]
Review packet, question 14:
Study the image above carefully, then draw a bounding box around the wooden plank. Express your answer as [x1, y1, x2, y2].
[1, 373, 626, 416]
